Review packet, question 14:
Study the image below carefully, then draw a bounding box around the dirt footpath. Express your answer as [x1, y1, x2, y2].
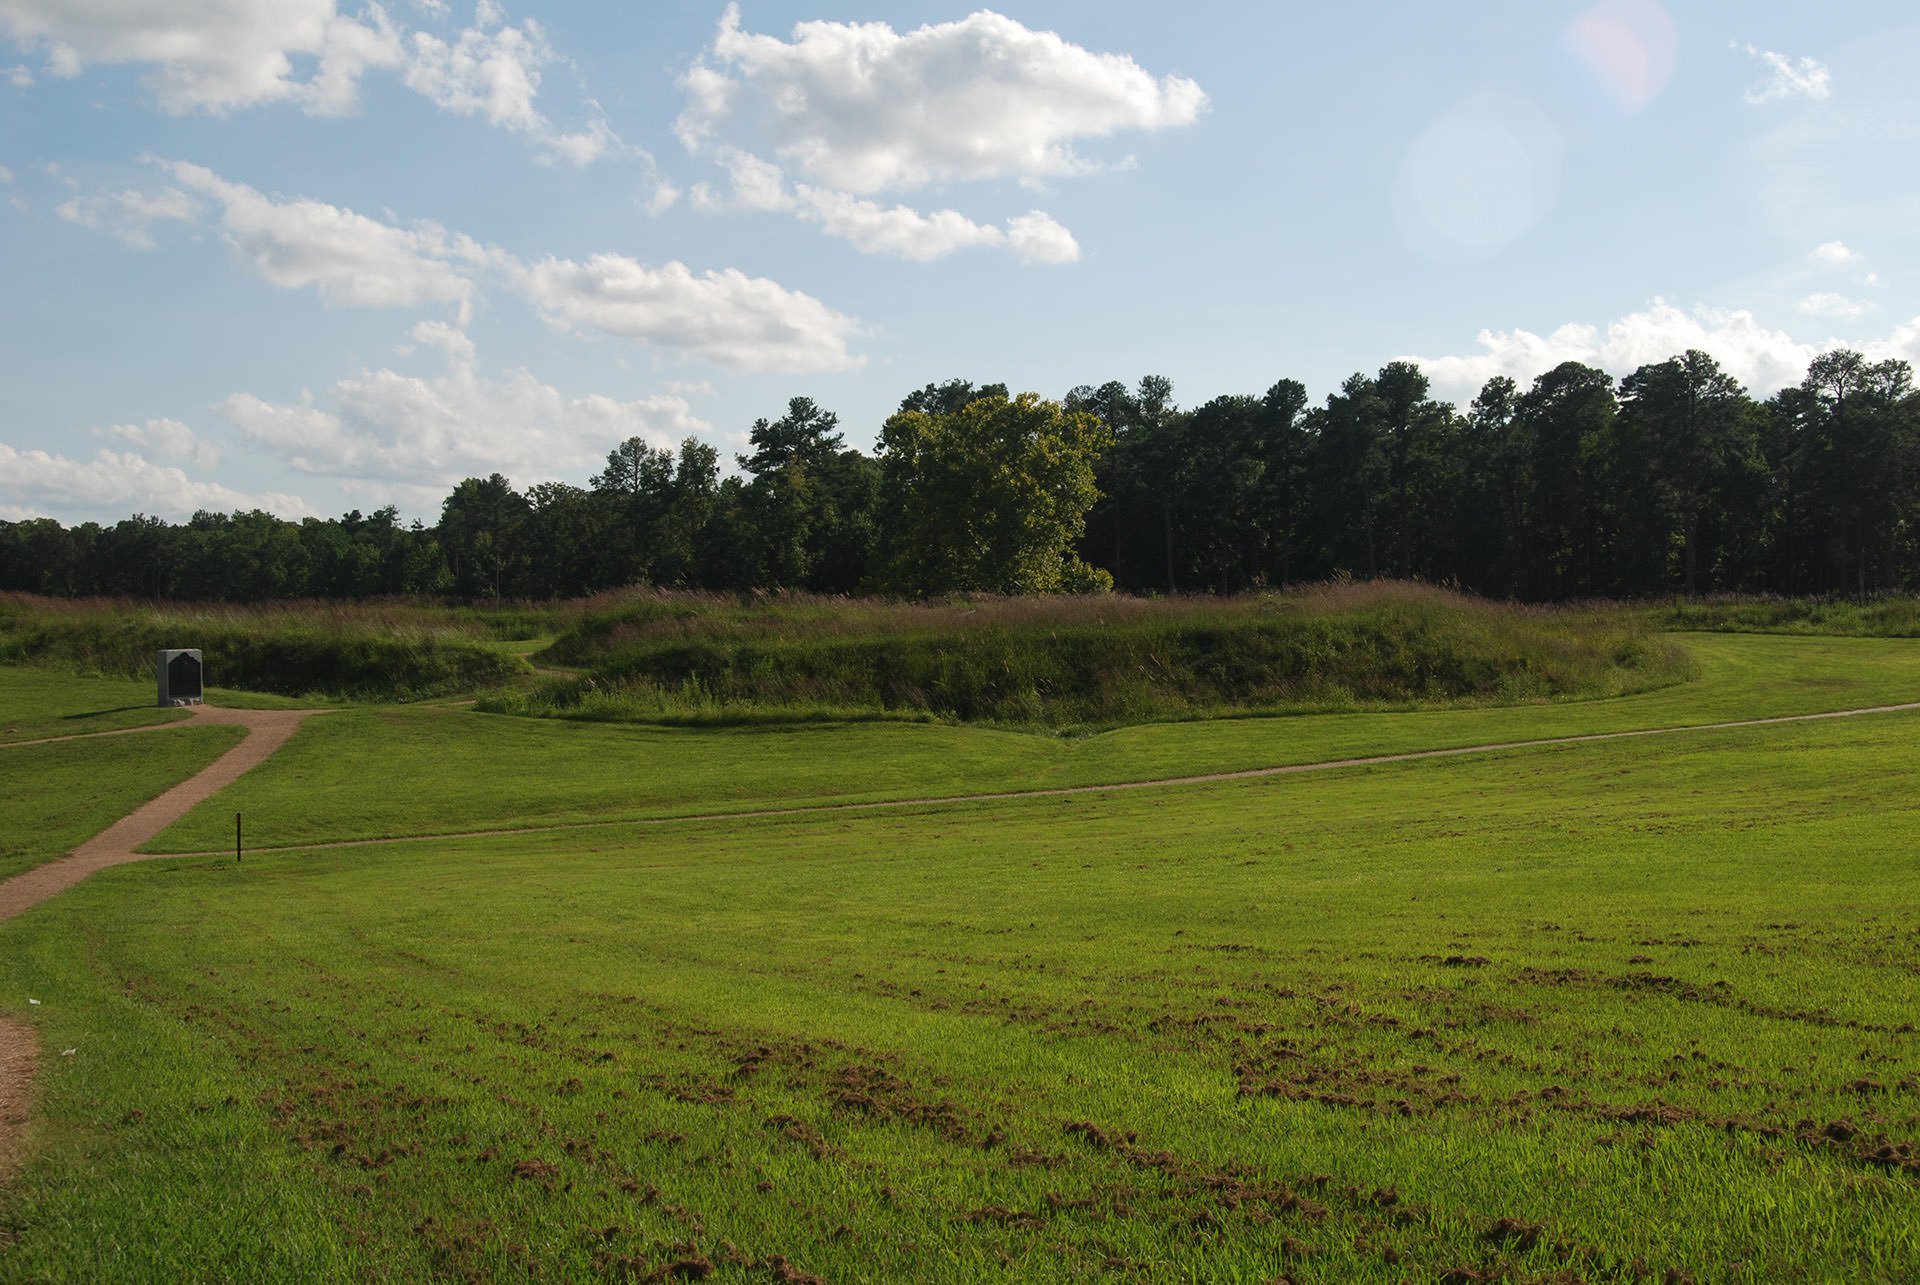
[0, 1014, 35, 1183]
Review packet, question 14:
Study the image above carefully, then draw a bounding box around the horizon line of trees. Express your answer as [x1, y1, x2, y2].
[3, 347, 1917, 604]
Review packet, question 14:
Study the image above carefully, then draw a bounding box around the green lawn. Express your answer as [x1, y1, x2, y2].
[146, 631, 1920, 853]
[0, 669, 188, 743]
[0, 668, 325, 746]
[2, 638, 1918, 1280]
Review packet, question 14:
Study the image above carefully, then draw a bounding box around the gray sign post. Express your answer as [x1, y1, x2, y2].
[156, 649, 204, 707]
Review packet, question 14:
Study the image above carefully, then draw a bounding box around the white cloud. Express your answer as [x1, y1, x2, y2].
[696, 148, 1081, 264]
[642, 178, 681, 216]
[55, 184, 197, 249]
[678, 5, 1206, 193]
[546, 118, 621, 168]
[0, 443, 309, 523]
[5, 63, 29, 87]
[1798, 292, 1871, 319]
[1005, 210, 1083, 267]
[693, 147, 792, 213]
[220, 330, 712, 490]
[60, 158, 866, 374]
[1, 2, 629, 166]
[1735, 43, 1832, 105]
[0, 0, 402, 114]
[792, 184, 1081, 264]
[99, 416, 221, 469]
[404, 17, 544, 130]
[1875, 318, 1920, 368]
[406, 318, 474, 361]
[402, 9, 631, 166]
[1811, 240, 1858, 265]
[677, 60, 735, 148]
[302, 3, 407, 116]
[791, 186, 1007, 261]
[0, 164, 11, 182]
[1404, 299, 1834, 400]
[513, 253, 862, 373]
[157, 158, 479, 315]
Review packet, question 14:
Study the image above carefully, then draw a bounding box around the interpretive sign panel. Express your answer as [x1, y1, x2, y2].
[157, 648, 204, 706]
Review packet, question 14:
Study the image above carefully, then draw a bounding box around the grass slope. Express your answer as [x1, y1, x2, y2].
[2, 712, 1918, 1280]
[512, 585, 1687, 728]
[0, 595, 531, 701]
[147, 631, 1920, 853]
[0, 726, 245, 881]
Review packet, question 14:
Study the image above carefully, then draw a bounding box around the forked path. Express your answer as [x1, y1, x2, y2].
[0, 706, 325, 921]
[1, 705, 323, 1179]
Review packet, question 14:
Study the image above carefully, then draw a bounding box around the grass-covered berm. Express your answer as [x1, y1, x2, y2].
[2, 694, 1919, 1280]
[499, 583, 1691, 728]
[0, 594, 539, 702]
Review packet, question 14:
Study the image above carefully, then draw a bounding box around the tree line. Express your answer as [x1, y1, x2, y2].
[3, 349, 1917, 602]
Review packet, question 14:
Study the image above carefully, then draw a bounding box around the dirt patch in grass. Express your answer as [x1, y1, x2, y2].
[1483, 1217, 1542, 1250]
[1511, 965, 1915, 1034]
[764, 1255, 826, 1284]
[826, 1062, 978, 1143]
[1796, 1119, 1920, 1178]
[1231, 1038, 1477, 1119]
[0, 1013, 38, 1183]
[1061, 1119, 1334, 1225]
[762, 1115, 842, 1163]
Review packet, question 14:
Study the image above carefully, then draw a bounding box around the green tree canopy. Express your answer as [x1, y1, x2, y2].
[738, 397, 844, 476]
[877, 391, 1114, 595]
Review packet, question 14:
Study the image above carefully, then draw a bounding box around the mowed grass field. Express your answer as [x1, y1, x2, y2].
[1, 630, 1919, 1281]
[0, 670, 190, 744]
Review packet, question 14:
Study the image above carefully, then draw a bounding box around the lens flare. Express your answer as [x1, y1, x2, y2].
[1562, 0, 1677, 115]
[1392, 92, 1564, 264]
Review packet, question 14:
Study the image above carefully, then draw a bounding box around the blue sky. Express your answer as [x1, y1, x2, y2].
[2, 1, 1915, 524]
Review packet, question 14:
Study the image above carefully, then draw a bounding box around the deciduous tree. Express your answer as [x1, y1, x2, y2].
[877, 391, 1113, 595]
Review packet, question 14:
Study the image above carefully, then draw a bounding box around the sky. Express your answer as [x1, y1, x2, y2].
[1, 0, 1916, 526]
